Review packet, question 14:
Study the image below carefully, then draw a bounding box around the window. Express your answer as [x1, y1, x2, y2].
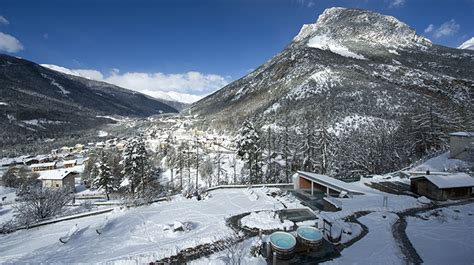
[56, 184, 59, 187]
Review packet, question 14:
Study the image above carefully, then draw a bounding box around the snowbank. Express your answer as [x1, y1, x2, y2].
[241, 211, 294, 231]
[308, 35, 366, 60]
[411, 151, 472, 172]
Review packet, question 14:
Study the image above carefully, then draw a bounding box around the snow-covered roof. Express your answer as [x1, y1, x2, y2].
[30, 162, 57, 168]
[63, 159, 77, 165]
[411, 173, 474, 189]
[38, 169, 78, 180]
[297, 171, 364, 194]
[449, 132, 474, 137]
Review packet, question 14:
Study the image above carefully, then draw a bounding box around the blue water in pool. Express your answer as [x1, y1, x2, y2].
[297, 227, 322, 241]
[270, 232, 296, 249]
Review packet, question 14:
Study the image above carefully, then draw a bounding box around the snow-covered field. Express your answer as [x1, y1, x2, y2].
[0, 148, 471, 264]
[325, 212, 403, 265]
[0, 188, 285, 264]
[406, 203, 474, 265]
[0, 186, 17, 225]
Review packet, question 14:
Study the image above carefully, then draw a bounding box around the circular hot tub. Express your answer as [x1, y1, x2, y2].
[296, 226, 323, 247]
[269, 231, 297, 259]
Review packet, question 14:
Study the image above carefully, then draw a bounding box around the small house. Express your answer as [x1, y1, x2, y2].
[62, 159, 77, 168]
[30, 162, 57, 172]
[37, 169, 77, 191]
[410, 172, 474, 200]
[74, 144, 84, 152]
[449, 132, 473, 162]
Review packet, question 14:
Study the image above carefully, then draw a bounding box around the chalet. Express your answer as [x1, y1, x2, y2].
[74, 144, 85, 152]
[30, 162, 57, 172]
[410, 172, 474, 200]
[60, 146, 73, 153]
[449, 132, 474, 162]
[62, 159, 77, 168]
[37, 169, 77, 191]
[293, 171, 364, 197]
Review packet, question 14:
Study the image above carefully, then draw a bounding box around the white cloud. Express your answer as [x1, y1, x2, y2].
[40, 64, 230, 104]
[425, 19, 460, 38]
[295, 0, 316, 8]
[434, 19, 460, 38]
[104, 71, 228, 94]
[0, 16, 9, 26]
[389, 0, 405, 8]
[0, 32, 23, 53]
[424, 24, 435, 33]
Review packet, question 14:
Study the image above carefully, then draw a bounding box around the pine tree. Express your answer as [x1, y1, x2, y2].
[300, 113, 319, 172]
[236, 120, 262, 184]
[281, 118, 292, 182]
[411, 107, 448, 157]
[264, 127, 276, 183]
[93, 153, 113, 200]
[316, 112, 333, 175]
[165, 144, 177, 188]
[121, 137, 152, 197]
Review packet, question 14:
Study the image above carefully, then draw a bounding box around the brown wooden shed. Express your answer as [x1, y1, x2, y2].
[410, 172, 474, 201]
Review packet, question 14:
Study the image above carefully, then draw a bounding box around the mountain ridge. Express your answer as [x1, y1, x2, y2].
[0, 54, 178, 149]
[190, 7, 473, 124]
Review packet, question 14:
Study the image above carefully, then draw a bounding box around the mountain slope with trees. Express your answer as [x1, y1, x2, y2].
[189, 7, 474, 177]
[0, 54, 178, 149]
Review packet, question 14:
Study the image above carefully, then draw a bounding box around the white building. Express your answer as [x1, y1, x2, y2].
[37, 169, 77, 191]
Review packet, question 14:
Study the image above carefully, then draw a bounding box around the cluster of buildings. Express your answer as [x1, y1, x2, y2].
[293, 132, 474, 202]
[145, 116, 233, 152]
[0, 137, 131, 192]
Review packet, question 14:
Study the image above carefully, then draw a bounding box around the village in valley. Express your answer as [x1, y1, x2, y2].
[0, 1, 473, 264]
[0, 113, 473, 264]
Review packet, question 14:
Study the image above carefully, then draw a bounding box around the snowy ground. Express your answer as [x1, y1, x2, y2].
[410, 151, 472, 172]
[190, 237, 266, 265]
[1, 150, 471, 264]
[406, 203, 474, 265]
[320, 177, 421, 221]
[0, 188, 285, 264]
[0, 186, 16, 226]
[240, 211, 294, 231]
[324, 212, 404, 265]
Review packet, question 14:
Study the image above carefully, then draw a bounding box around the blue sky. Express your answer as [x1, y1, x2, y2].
[1, 0, 473, 102]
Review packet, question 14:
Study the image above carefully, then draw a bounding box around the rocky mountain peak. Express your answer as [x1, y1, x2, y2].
[294, 7, 431, 48]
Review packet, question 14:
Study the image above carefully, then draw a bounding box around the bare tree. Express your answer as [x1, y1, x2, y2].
[222, 237, 244, 265]
[14, 187, 73, 225]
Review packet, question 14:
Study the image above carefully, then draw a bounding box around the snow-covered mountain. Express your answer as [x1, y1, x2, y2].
[189, 7, 473, 132]
[0, 54, 178, 148]
[458, 37, 474, 50]
[40, 64, 194, 107]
